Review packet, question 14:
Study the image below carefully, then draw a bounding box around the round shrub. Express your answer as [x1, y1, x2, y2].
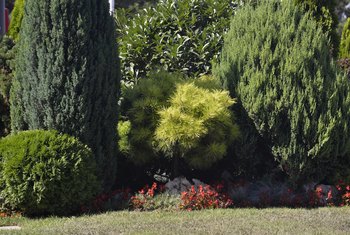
[0, 130, 99, 216]
[154, 76, 239, 170]
[214, 0, 350, 184]
[119, 71, 183, 165]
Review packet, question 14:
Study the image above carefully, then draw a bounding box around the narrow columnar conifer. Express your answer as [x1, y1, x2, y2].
[215, 0, 350, 184]
[10, 0, 120, 190]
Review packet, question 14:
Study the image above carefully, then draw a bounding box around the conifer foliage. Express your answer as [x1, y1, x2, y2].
[154, 76, 239, 170]
[10, 0, 120, 190]
[340, 18, 350, 59]
[294, 0, 339, 55]
[215, 0, 350, 184]
[8, 0, 25, 41]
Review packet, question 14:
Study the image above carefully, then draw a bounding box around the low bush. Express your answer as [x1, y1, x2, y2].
[180, 184, 233, 210]
[129, 182, 177, 211]
[0, 130, 99, 216]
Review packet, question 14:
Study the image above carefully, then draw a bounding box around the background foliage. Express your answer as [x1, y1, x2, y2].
[116, 0, 237, 85]
[0, 36, 15, 137]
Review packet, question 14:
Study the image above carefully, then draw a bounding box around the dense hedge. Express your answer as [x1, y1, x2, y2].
[0, 130, 99, 216]
[215, 0, 350, 184]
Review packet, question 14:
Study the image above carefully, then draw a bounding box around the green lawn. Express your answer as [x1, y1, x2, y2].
[1, 208, 350, 234]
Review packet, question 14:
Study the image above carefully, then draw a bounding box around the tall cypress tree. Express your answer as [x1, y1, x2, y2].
[10, 0, 120, 190]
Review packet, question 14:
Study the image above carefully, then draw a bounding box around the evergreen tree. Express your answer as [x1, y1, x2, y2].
[8, 0, 25, 41]
[340, 18, 350, 59]
[215, 0, 350, 184]
[10, 0, 120, 190]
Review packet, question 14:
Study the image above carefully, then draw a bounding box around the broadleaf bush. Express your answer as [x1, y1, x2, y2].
[116, 0, 237, 85]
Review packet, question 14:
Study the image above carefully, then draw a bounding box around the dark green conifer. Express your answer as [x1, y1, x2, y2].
[10, 0, 120, 190]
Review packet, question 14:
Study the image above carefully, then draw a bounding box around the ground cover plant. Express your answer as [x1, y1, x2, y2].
[1, 208, 350, 234]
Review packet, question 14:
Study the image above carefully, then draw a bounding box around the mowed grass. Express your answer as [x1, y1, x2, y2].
[1, 207, 350, 234]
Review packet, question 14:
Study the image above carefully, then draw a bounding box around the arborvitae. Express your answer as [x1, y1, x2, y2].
[7, 0, 25, 41]
[340, 18, 350, 59]
[215, 0, 350, 184]
[10, 0, 120, 190]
